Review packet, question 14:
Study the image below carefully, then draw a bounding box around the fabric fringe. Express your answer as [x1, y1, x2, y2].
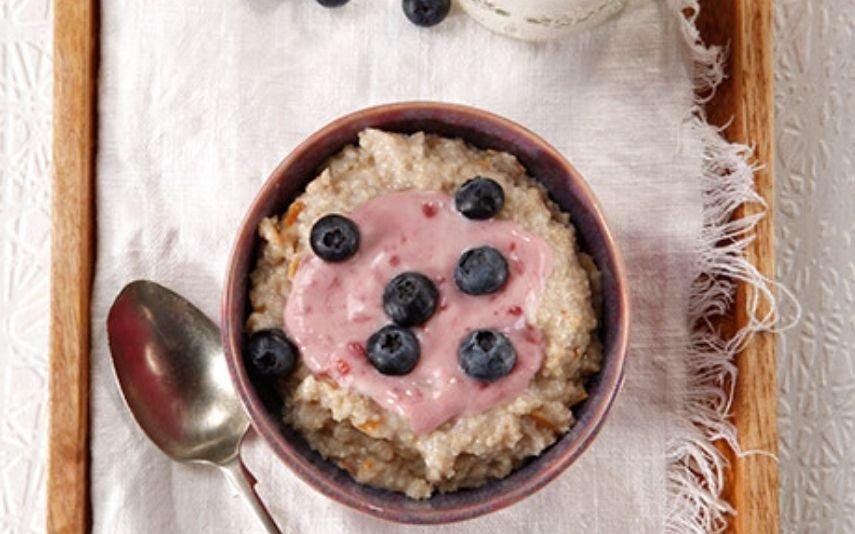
[665, 2, 799, 532]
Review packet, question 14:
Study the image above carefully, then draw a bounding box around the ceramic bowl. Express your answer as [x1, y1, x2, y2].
[459, 0, 629, 41]
[223, 102, 629, 524]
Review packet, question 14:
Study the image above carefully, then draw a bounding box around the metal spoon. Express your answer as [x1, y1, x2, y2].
[107, 280, 279, 533]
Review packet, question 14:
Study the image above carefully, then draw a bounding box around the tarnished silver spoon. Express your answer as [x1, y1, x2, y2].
[107, 280, 279, 533]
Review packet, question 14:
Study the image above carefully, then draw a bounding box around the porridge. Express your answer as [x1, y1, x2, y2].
[245, 129, 601, 499]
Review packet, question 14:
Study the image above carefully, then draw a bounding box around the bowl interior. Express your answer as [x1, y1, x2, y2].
[223, 102, 628, 524]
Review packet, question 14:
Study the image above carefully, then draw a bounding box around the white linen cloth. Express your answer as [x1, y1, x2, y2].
[91, 0, 711, 532]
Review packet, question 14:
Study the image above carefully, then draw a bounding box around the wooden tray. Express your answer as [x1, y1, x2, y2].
[46, 1, 777, 532]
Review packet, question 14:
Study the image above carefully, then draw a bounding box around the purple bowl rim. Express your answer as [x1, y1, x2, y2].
[222, 101, 630, 524]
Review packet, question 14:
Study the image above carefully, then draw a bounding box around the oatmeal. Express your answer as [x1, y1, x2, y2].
[246, 129, 601, 499]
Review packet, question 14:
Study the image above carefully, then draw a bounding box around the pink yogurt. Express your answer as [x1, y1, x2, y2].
[284, 190, 553, 434]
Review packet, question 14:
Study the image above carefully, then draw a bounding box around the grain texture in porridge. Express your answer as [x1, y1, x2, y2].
[247, 129, 601, 499]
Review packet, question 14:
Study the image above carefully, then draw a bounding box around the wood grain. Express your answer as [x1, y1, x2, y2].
[48, 0, 98, 532]
[697, 1, 779, 533]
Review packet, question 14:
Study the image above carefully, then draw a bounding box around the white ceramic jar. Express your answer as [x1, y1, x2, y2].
[459, 0, 628, 41]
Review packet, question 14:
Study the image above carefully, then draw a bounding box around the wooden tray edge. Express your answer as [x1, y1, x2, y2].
[47, 1, 98, 532]
[697, 1, 780, 533]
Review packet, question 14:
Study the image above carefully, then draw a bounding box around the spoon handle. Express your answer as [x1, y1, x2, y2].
[220, 458, 281, 533]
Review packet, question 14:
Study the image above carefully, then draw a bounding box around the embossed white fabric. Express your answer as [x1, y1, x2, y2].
[774, 2, 855, 531]
[0, 3, 52, 533]
[91, 1, 710, 532]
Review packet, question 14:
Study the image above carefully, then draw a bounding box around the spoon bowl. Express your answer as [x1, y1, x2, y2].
[108, 280, 248, 464]
[107, 280, 279, 532]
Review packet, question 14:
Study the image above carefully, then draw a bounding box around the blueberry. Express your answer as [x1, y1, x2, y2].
[458, 329, 516, 382]
[245, 329, 298, 377]
[454, 177, 505, 220]
[454, 246, 509, 295]
[402, 0, 451, 27]
[383, 272, 439, 326]
[310, 214, 360, 262]
[316, 0, 349, 6]
[366, 325, 420, 375]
